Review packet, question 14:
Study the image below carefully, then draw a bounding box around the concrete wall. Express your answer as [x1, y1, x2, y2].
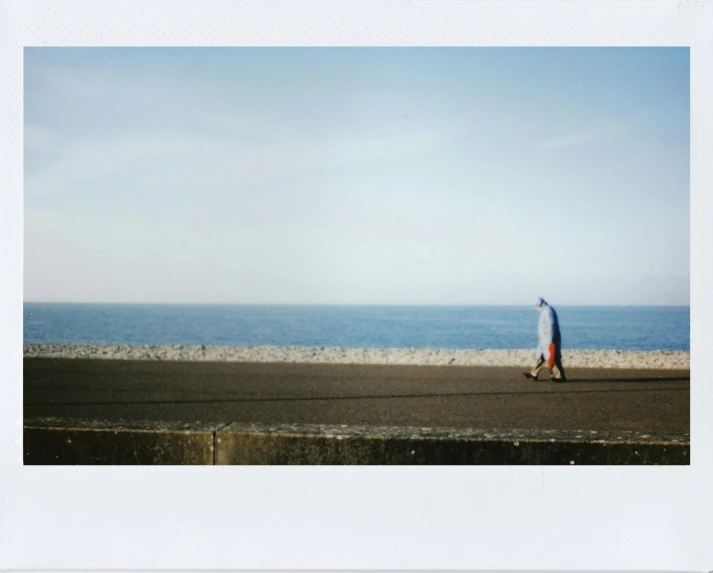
[24, 418, 690, 465]
[24, 419, 220, 465]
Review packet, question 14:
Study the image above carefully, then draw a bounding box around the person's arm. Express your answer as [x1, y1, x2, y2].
[540, 308, 554, 344]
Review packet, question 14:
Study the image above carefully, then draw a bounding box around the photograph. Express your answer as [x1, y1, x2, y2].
[23, 46, 689, 465]
[4, 1, 713, 571]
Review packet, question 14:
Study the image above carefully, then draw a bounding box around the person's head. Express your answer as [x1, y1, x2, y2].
[534, 297, 546, 311]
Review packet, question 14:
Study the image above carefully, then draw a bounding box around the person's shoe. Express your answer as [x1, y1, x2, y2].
[523, 372, 537, 381]
[550, 375, 568, 382]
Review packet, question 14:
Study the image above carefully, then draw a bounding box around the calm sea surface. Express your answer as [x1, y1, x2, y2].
[23, 304, 690, 351]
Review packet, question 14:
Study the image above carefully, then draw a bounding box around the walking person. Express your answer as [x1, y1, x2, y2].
[523, 297, 567, 381]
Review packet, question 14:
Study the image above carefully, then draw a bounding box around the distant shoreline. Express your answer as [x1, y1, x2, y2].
[24, 302, 691, 306]
[23, 343, 690, 370]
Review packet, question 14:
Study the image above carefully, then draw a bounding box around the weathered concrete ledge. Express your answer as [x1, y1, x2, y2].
[24, 418, 222, 465]
[215, 423, 689, 465]
[24, 418, 689, 465]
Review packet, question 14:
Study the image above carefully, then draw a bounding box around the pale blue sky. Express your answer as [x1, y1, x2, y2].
[24, 48, 689, 305]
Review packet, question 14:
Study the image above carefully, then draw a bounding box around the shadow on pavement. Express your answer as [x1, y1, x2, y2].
[550, 376, 689, 384]
[27, 384, 690, 408]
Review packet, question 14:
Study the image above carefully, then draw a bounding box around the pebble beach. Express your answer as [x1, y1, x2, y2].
[23, 343, 690, 370]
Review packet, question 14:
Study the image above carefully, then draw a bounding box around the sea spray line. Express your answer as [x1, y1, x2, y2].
[23, 343, 690, 369]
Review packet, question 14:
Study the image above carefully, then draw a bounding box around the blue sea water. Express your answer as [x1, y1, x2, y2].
[22, 304, 690, 351]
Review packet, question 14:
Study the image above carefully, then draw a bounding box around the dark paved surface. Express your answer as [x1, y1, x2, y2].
[24, 358, 690, 432]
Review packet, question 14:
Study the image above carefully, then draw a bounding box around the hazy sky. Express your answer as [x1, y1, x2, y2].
[24, 47, 689, 305]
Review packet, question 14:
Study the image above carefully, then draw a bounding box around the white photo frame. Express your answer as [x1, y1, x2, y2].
[1, 0, 711, 570]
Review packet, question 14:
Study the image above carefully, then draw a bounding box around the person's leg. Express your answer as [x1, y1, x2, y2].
[552, 353, 567, 380]
[524, 356, 545, 380]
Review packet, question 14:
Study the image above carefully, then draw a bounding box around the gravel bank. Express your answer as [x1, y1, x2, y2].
[23, 343, 690, 369]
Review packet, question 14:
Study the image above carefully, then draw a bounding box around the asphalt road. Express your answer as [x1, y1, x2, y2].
[24, 358, 690, 432]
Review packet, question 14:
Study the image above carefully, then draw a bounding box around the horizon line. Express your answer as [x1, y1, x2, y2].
[23, 301, 691, 308]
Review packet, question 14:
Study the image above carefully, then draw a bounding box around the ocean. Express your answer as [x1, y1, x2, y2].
[22, 303, 690, 351]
